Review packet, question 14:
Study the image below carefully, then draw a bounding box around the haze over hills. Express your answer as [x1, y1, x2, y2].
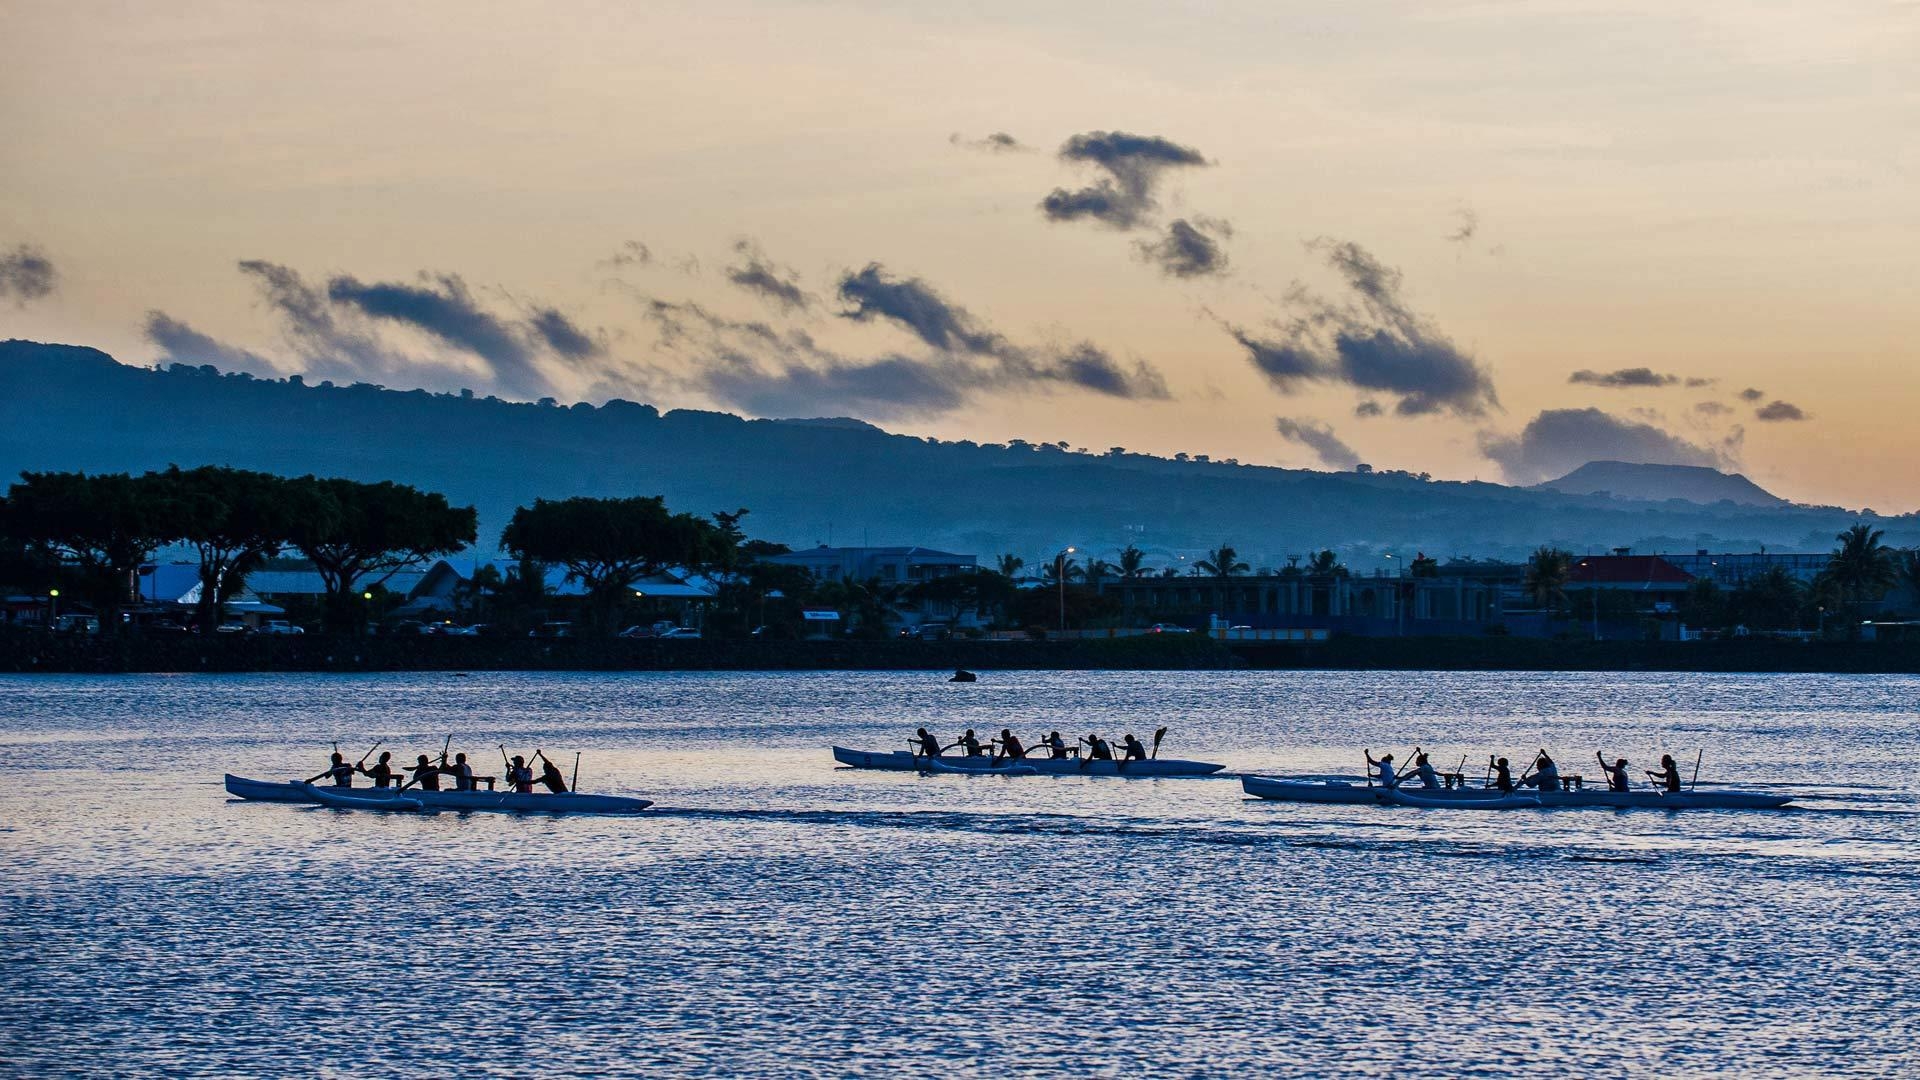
[1538, 461, 1788, 508]
[0, 340, 1901, 568]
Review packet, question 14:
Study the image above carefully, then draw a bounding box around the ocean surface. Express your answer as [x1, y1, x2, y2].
[1, 670, 1916, 1078]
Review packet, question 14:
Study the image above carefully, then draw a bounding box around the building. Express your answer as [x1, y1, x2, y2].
[763, 546, 980, 629]
[1663, 551, 1828, 586]
[1565, 554, 1693, 595]
[1105, 564, 1529, 637]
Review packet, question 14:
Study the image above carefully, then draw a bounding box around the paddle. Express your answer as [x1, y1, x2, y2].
[1151, 727, 1167, 760]
[571, 751, 581, 793]
[355, 740, 383, 768]
[1689, 749, 1704, 793]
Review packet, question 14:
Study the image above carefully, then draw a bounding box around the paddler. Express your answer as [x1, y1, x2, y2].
[1595, 752, 1631, 792]
[914, 727, 942, 758]
[1528, 750, 1562, 793]
[957, 729, 987, 757]
[1490, 757, 1515, 793]
[506, 755, 535, 794]
[1043, 731, 1069, 759]
[1121, 732, 1148, 761]
[1363, 749, 1398, 789]
[445, 752, 477, 792]
[1404, 751, 1441, 789]
[403, 753, 442, 791]
[356, 751, 399, 788]
[305, 752, 354, 787]
[1085, 734, 1115, 761]
[534, 751, 568, 793]
[1647, 753, 1683, 793]
[996, 728, 1027, 760]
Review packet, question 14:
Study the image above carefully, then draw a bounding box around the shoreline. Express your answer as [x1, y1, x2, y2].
[6, 633, 1920, 675]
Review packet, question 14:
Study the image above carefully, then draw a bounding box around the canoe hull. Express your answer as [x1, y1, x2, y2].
[832, 746, 1223, 777]
[1240, 774, 1792, 810]
[224, 774, 652, 813]
[310, 787, 424, 812]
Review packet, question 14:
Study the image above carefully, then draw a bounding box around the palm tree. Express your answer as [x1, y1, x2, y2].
[1822, 523, 1897, 604]
[1083, 558, 1113, 589]
[1523, 547, 1572, 612]
[1306, 549, 1344, 577]
[1117, 544, 1148, 580]
[995, 553, 1025, 581]
[1038, 556, 1083, 587]
[1195, 544, 1249, 579]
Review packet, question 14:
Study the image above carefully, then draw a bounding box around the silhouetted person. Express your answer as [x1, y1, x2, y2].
[1085, 734, 1114, 761]
[404, 754, 441, 791]
[1044, 731, 1068, 759]
[446, 752, 476, 792]
[958, 729, 986, 757]
[1596, 752, 1630, 793]
[1406, 751, 1440, 789]
[997, 729, 1026, 760]
[506, 755, 535, 794]
[915, 728, 941, 758]
[1648, 754, 1683, 793]
[1122, 733, 1148, 761]
[535, 752, 568, 794]
[1364, 750, 1397, 789]
[357, 751, 397, 788]
[305, 753, 353, 787]
[1529, 751, 1561, 792]
[1491, 757, 1515, 793]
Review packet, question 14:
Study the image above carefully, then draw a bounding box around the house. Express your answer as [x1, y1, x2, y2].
[1565, 555, 1693, 596]
[763, 546, 982, 629]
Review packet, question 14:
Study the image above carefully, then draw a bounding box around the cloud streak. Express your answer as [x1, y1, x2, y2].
[0, 244, 57, 303]
[1135, 218, 1230, 278]
[950, 131, 1027, 153]
[726, 242, 810, 312]
[1275, 417, 1362, 470]
[1040, 131, 1209, 230]
[325, 272, 551, 398]
[144, 311, 277, 375]
[1755, 399, 1808, 422]
[1569, 367, 1681, 388]
[1221, 240, 1497, 418]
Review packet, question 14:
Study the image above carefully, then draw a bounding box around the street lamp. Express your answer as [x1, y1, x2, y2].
[47, 588, 59, 629]
[1056, 546, 1076, 633]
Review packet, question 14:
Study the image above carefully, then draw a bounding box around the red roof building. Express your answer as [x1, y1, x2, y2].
[1567, 555, 1694, 590]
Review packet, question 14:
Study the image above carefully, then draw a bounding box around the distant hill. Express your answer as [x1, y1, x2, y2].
[1539, 461, 1788, 508]
[0, 339, 1900, 566]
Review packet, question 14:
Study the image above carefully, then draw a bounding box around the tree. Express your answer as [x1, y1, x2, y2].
[287, 477, 478, 632]
[1410, 553, 1439, 578]
[1038, 555, 1083, 587]
[995, 553, 1026, 581]
[500, 495, 717, 634]
[161, 465, 303, 631]
[1306, 549, 1346, 577]
[1821, 523, 1897, 605]
[1523, 547, 1572, 613]
[1729, 565, 1801, 631]
[1083, 558, 1113, 589]
[6, 471, 188, 634]
[708, 507, 752, 582]
[1118, 544, 1148, 580]
[1679, 578, 1725, 630]
[1196, 544, 1249, 579]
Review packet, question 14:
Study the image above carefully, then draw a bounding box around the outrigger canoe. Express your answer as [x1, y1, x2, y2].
[1241, 775, 1792, 810]
[224, 774, 654, 813]
[309, 786, 424, 812]
[833, 747, 1224, 777]
[922, 758, 1040, 777]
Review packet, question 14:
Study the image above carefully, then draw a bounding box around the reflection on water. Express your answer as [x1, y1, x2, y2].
[2, 670, 1916, 1076]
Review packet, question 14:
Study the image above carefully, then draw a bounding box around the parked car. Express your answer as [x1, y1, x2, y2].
[214, 621, 249, 635]
[146, 619, 190, 634]
[658, 627, 702, 639]
[52, 615, 101, 635]
[439, 624, 481, 637]
[915, 624, 953, 641]
[529, 621, 574, 639]
[259, 620, 305, 635]
[1146, 623, 1191, 634]
[616, 625, 656, 639]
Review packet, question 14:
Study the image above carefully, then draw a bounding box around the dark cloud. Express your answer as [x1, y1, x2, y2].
[1135, 218, 1231, 278]
[143, 311, 276, 375]
[1354, 400, 1384, 418]
[726, 242, 810, 312]
[1038, 342, 1169, 400]
[1685, 377, 1716, 388]
[1739, 387, 1765, 402]
[1479, 407, 1728, 484]
[237, 260, 416, 384]
[0, 243, 58, 303]
[1445, 207, 1478, 245]
[601, 240, 652, 268]
[1221, 240, 1497, 418]
[1275, 417, 1362, 470]
[1040, 131, 1209, 229]
[699, 351, 968, 419]
[950, 131, 1027, 153]
[835, 263, 1008, 355]
[1694, 401, 1732, 416]
[1755, 399, 1808, 422]
[325, 272, 549, 398]
[528, 308, 600, 360]
[1569, 367, 1680, 388]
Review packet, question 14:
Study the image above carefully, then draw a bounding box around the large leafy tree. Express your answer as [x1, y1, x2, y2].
[286, 476, 478, 632]
[1822, 523, 1897, 605]
[1196, 544, 1248, 579]
[161, 465, 304, 630]
[6, 471, 189, 634]
[500, 495, 719, 634]
[1729, 565, 1802, 631]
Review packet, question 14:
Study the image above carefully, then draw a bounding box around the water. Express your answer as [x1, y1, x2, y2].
[1, 670, 1916, 1077]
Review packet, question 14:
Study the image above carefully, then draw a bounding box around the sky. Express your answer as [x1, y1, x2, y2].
[3, 1, 1916, 509]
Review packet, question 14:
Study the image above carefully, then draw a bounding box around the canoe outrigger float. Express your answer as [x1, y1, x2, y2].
[1241, 775, 1793, 810]
[224, 774, 654, 814]
[832, 747, 1224, 778]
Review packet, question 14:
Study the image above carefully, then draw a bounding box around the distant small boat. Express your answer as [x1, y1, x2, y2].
[224, 774, 653, 813]
[833, 747, 1222, 778]
[1240, 774, 1793, 810]
[949, 669, 977, 682]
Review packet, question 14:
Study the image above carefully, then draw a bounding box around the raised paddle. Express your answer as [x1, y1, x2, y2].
[1151, 727, 1167, 759]
[571, 751, 581, 793]
[355, 740, 383, 768]
[1689, 749, 1704, 792]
